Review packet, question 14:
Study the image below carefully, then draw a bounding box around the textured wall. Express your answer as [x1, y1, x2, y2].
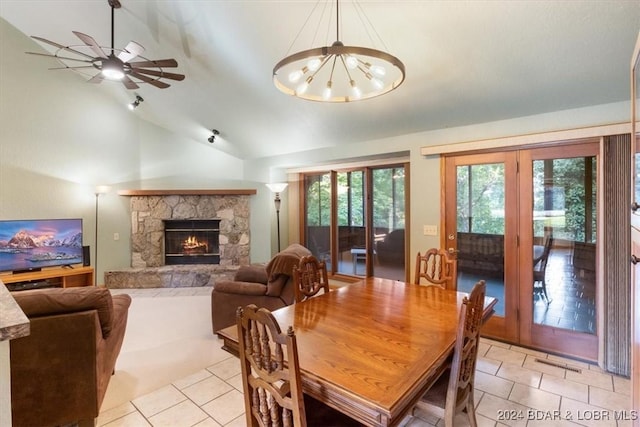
[129, 195, 251, 268]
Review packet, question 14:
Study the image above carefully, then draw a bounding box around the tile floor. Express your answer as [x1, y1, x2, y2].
[100, 288, 633, 427]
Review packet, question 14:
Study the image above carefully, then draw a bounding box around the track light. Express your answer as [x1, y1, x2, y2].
[128, 95, 144, 110]
[208, 129, 220, 143]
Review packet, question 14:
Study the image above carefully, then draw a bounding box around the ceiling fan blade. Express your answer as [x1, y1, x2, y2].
[130, 71, 171, 89]
[122, 75, 140, 90]
[72, 31, 108, 59]
[26, 51, 94, 63]
[118, 41, 145, 63]
[31, 36, 95, 60]
[128, 59, 178, 68]
[132, 68, 185, 81]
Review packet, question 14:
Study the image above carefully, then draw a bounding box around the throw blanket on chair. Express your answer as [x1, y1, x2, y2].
[267, 243, 312, 281]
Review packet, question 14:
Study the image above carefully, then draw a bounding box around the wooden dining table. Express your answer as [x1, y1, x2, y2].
[217, 277, 497, 427]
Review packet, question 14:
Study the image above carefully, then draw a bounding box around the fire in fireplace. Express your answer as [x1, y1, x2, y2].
[164, 219, 220, 265]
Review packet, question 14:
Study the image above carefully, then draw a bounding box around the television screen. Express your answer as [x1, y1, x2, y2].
[0, 218, 83, 273]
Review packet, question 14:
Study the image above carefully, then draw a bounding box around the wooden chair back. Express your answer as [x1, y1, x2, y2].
[293, 255, 330, 302]
[446, 280, 486, 420]
[414, 248, 457, 288]
[412, 280, 486, 426]
[237, 304, 307, 427]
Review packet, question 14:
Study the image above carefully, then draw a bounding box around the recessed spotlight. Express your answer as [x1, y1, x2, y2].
[128, 95, 144, 110]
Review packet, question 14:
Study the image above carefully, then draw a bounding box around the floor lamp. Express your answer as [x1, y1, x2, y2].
[94, 185, 110, 286]
[266, 183, 288, 252]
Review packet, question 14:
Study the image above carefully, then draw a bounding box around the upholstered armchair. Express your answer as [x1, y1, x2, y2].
[211, 243, 311, 333]
[10, 286, 131, 427]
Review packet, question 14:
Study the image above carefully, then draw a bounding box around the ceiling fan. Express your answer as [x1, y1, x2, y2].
[26, 0, 184, 89]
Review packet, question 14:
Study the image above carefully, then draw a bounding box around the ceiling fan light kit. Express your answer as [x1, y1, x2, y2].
[26, 0, 184, 90]
[273, 0, 405, 102]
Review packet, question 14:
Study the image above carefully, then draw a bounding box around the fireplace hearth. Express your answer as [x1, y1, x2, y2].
[164, 219, 220, 265]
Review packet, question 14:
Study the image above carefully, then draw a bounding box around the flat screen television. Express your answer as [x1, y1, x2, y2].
[0, 218, 83, 274]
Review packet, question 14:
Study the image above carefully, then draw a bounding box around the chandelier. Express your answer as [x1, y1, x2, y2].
[273, 0, 405, 103]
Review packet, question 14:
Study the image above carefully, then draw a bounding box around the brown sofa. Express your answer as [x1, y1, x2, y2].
[211, 243, 311, 333]
[10, 286, 131, 427]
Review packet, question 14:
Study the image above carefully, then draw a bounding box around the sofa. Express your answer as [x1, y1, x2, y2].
[457, 232, 504, 278]
[10, 286, 131, 427]
[211, 243, 311, 333]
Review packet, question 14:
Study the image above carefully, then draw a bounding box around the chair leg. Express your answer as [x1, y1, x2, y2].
[541, 280, 552, 304]
[465, 399, 478, 427]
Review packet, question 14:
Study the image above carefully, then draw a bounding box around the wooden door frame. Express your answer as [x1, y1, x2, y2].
[518, 142, 599, 361]
[443, 151, 519, 342]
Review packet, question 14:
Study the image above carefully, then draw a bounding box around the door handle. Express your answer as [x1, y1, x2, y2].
[448, 248, 460, 254]
[632, 255, 639, 265]
[632, 202, 639, 212]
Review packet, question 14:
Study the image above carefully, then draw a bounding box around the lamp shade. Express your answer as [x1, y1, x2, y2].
[95, 185, 111, 195]
[266, 183, 288, 194]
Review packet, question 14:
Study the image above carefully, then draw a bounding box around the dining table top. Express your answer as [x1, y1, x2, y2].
[217, 277, 497, 426]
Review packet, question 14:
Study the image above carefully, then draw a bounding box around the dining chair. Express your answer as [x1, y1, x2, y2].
[533, 233, 554, 304]
[293, 255, 330, 302]
[414, 248, 457, 288]
[236, 304, 363, 427]
[412, 280, 486, 427]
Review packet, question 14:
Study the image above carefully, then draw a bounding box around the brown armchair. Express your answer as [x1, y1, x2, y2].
[10, 286, 131, 427]
[211, 243, 311, 333]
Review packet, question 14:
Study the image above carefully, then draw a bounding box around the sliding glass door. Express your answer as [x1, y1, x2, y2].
[302, 163, 407, 280]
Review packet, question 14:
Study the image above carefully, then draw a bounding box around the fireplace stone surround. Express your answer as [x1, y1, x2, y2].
[104, 189, 256, 288]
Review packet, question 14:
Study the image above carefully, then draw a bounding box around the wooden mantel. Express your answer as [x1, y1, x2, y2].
[118, 189, 257, 196]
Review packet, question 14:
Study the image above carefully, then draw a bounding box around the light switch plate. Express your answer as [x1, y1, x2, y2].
[423, 225, 438, 236]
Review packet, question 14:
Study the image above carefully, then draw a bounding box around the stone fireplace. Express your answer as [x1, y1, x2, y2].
[104, 189, 256, 289]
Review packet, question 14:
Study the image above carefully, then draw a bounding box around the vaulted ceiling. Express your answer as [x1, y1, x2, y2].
[1, 1, 638, 160]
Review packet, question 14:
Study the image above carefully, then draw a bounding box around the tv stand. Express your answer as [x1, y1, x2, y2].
[1, 266, 94, 291]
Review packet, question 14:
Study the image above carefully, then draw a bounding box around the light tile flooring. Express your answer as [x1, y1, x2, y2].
[101, 288, 633, 427]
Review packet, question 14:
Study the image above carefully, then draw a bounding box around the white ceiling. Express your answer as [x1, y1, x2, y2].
[1, 1, 638, 160]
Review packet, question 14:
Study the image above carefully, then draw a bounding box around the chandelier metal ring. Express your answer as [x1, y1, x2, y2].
[273, 44, 405, 102]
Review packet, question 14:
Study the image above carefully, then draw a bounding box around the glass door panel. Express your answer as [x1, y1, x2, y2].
[371, 167, 406, 280]
[531, 157, 596, 334]
[335, 171, 366, 276]
[456, 163, 506, 316]
[519, 144, 599, 360]
[304, 173, 332, 268]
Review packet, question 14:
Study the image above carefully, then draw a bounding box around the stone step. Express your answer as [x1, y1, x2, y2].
[105, 265, 241, 288]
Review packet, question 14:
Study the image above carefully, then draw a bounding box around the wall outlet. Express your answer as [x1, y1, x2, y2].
[423, 225, 438, 236]
[113, 233, 120, 241]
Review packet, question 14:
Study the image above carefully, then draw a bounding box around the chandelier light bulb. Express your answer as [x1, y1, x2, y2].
[323, 82, 332, 100]
[297, 77, 313, 95]
[350, 80, 361, 99]
[307, 58, 322, 71]
[345, 55, 358, 69]
[370, 64, 386, 76]
[370, 77, 384, 90]
[288, 69, 303, 83]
